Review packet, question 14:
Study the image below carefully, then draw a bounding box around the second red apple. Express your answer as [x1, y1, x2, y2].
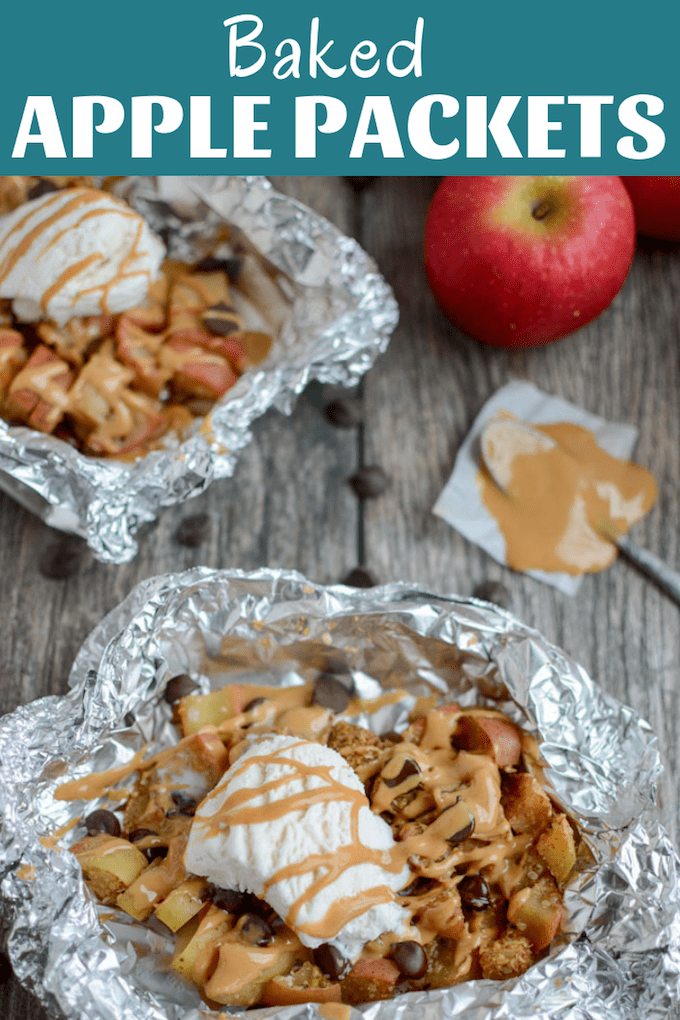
[424, 176, 636, 348]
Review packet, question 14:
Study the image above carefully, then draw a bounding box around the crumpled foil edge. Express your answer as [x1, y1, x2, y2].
[0, 568, 678, 1020]
[0, 178, 398, 563]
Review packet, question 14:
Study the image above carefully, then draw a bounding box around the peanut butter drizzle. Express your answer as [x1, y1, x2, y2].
[40, 815, 80, 849]
[478, 420, 657, 575]
[40, 254, 103, 316]
[10, 358, 71, 408]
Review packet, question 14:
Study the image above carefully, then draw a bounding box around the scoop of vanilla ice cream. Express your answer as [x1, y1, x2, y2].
[185, 733, 410, 962]
[0, 187, 165, 326]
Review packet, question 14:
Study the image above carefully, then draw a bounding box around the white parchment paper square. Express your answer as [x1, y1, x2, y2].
[433, 380, 639, 595]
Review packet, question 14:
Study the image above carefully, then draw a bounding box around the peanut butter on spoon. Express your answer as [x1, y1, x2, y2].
[478, 418, 657, 575]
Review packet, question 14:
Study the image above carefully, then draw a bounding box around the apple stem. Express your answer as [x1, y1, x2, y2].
[532, 201, 551, 221]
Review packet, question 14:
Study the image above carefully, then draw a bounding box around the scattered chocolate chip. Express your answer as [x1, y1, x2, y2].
[211, 886, 249, 913]
[391, 940, 427, 979]
[472, 580, 512, 610]
[241, 913, 273, 946]
[314, 943, 348, 980]
[144, 844, 169, 862]
[173, 513, 211, 548]
[458, 875, 491, 912]
[381, 731, 403, 745]
[202, 301, 240, 336]
[398, 877, 437, 897]
[85, 809, 121, 838]
[324, 397, 364, 429]
[170, 791, 197, 816]
[27, 178, 59, 200]
[345, 177, 377, 192]
[349, 465, 390, 499]
[164, 674, 200, 704]
[39, 538, 85, 580]
[243, 696, 267, 714]
[195, 255, 244, 283]
[128, 828, 158, 843]
[439, 800, 475, 845]
[313, 673, 353, 712]
[383, 757, 421, 789]
[123, 712, 135, 728]
[341, 566, 379, 588]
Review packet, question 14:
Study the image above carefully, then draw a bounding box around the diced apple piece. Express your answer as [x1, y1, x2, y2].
[162, 337, 238, 400]
[116, 859, 167, 920]
[116, 316, 169, 396]
[536, 814, 577, 886]
[171, 904, 234, 982]
[6, 345, 72, 433]
[507, 874, 563, 951]
[170, 272, 232, 312]
[502, 773, 552, 835]
[71, 834, 147, 905]
[155, 877, 208, 931]
[0, 328, 27, 396]
[454, 714, 521, 767]
[204, 935, 299, 1007]
[341, 957, 400, 1006]
[178, 684, 243, 736]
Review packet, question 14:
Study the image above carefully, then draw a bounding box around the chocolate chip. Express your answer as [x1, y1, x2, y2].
[173, 513, 211, 548]
[349, 465, 390, 499]
[39, 539, 85, 580]
[164, 674, 200, 704]
[170, 791, 197, 816]
[85, 810, 121, 838]
[458, 875, 491, 912]
[314, 943, 348, 980]
[202, 301, 240, 336]
[195, 255, 244, 283]
[146, 844, 170, 862]
[381, 731, 402, 745]
[27, 178, 59, 200]
[128, 828, 158, 843]
[123, 712, 135, 728]
[211, 886, 249, 913]
[313, 673, 353, 713]
[472, 580, 512, 610]
[243, 696, 267, 712]
[398, 877, 437, 897]
[440, 800, 475, 844]
[391, 940, 427, 979]
[241, 913, 273, 946]
[324, 397, 364, 429]
[383, 757, 420, 789]
[341, 566, 379, 588]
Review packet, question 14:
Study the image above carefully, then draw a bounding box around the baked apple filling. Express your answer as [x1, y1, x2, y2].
[63, 677, 578, 1007]
[0, 177, 273, 458]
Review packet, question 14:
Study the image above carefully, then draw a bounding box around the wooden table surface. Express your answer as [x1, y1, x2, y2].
[1, 176, 679, 1018]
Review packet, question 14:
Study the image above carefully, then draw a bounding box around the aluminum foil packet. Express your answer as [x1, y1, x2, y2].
[0, 178, 398, 563]
[0, 569, 679, 1020]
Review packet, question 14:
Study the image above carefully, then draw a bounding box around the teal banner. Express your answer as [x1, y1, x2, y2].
[1, 0, 677, 173]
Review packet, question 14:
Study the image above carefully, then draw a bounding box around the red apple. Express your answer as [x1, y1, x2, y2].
[621, 177, 680, 240]
[424, 176, 635, 348]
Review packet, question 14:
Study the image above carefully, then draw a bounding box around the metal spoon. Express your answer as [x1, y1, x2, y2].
[480, 419, 680, 606]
